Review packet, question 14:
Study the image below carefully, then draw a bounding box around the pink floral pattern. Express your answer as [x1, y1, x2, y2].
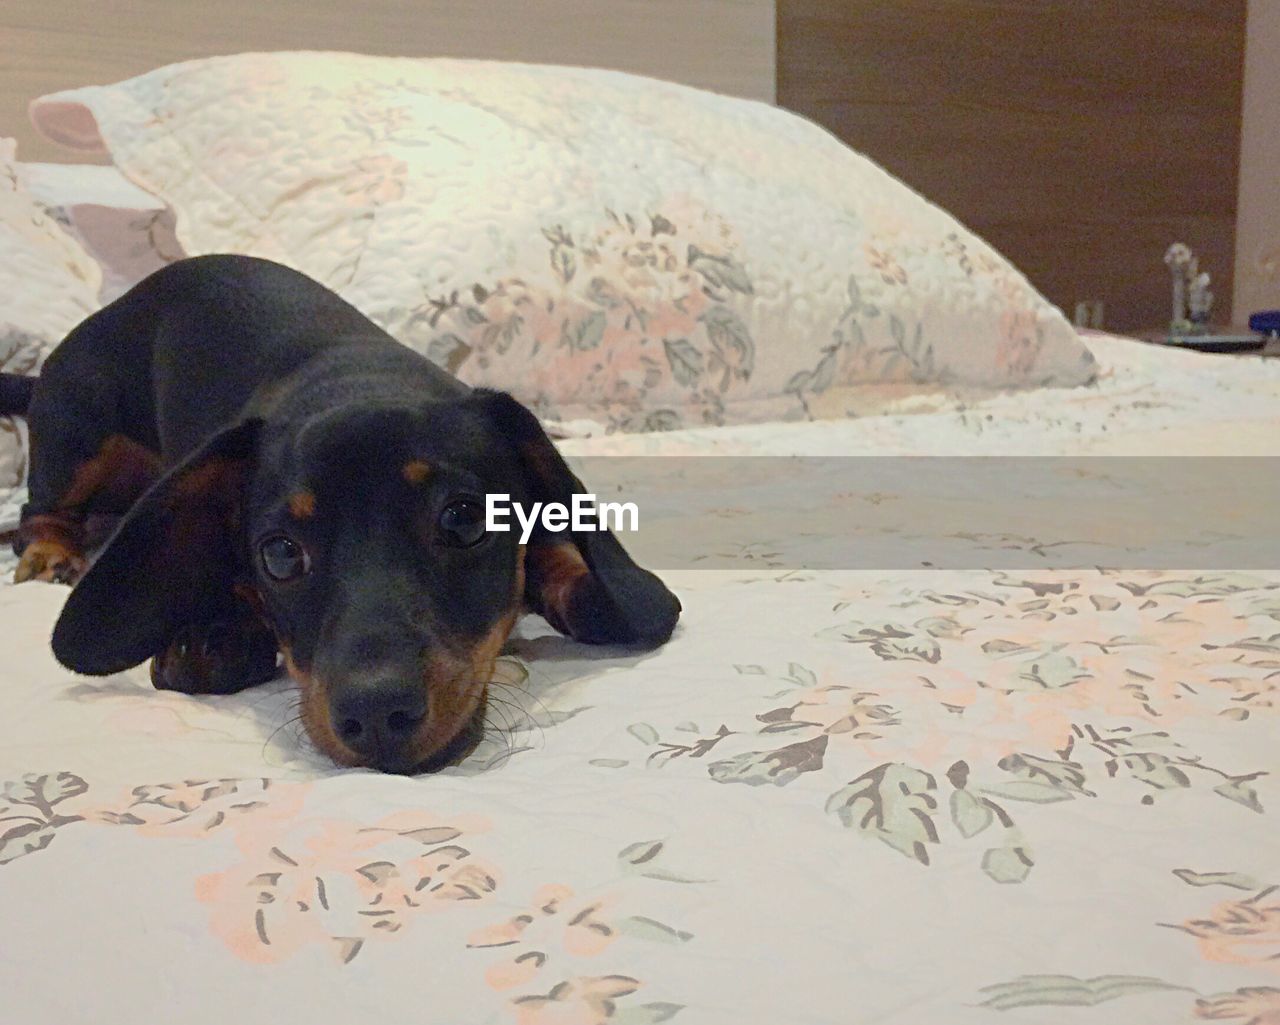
[5, 370, 1280, 1020]
[470, 883, 685, 1024]
[2, 774, 499, 964]
[2, 565, 1279, 1021]
[984, 871, 1280, 1019]
[1196, 988, 1280, 1023]
[629, 570, 1273, 883]
[422, 205, 753, 432]
[196, 811, 498, 964]
[1178, 888, 1280, 973]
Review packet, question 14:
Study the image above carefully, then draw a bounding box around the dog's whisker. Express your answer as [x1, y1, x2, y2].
[481, 685, 519, 721]
[483, 689, 526, 729]
[481, 689, 551, 753]
[270, 708, 303, 735]
[262, 711, 305, 761]
[489, 672, 556, 728]
[480, 718, 513, 753]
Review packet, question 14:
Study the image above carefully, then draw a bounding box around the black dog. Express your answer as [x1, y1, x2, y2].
[2, 255, 679, 772]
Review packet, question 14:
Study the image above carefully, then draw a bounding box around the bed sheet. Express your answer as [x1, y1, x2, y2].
[2, 334, 1279, 1025]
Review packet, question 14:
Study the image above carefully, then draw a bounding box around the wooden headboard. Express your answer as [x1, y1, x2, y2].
[4, 0, 776, 163]
[778, 0, 1245, 334]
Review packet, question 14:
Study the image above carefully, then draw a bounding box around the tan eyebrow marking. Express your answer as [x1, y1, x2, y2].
[288, 491, 316, 520]
[402, 460, 431, 485]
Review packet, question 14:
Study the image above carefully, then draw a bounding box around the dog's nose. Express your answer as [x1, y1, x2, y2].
[330, 679, 427, 768]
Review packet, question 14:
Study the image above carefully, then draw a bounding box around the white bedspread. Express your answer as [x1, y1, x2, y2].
[2, 334, 1279, 1025]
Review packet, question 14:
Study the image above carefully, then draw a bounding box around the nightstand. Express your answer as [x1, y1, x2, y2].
[1130, 328, 1280, 357]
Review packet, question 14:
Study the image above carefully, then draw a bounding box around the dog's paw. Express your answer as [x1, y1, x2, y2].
[151, 619, 280, 695]
[13, 541, 87, 585]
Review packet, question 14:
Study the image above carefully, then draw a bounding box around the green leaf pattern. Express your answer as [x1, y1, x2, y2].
[638, 569, 1275, 893]
[5, 566, 1279, 1023]
[418, 207, 759, 430]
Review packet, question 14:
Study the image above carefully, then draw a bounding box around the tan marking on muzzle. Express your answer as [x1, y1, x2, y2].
[404, 544, 527, 768]
[282, 648, 363, 768]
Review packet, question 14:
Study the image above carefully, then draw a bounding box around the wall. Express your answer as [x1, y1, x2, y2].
[778, 1, 1247, 333]
[1234, 0, 1280, 321]
[2, 0, 776, 163]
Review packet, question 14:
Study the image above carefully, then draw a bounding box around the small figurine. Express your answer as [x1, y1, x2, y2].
[1188, 271, 1214, 326]
[1164, 243, 1213, 333]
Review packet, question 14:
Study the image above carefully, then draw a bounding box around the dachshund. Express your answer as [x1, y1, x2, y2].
[1, 255, 680, 773]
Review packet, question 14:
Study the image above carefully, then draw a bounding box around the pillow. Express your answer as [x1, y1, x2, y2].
[0, 140, 101, 519]
[32, 53, 1096, 432]
[19, 161, 183, 302]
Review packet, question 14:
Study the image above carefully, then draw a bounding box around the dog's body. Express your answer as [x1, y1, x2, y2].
[2, 255, 679, 772]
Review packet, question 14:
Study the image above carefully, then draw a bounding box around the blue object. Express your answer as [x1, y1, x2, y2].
[1248, 310, 1280, 333]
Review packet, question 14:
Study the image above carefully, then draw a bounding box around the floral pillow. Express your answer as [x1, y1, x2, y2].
[32, 53, 1096, 432]
[20, 161, 183, 302]
[0, 140, 101, 520]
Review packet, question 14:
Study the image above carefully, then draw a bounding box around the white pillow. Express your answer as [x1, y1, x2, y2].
[33, 53, 1096, 432]
[0, 140, 101, 516]
[20, 161, 183, 302]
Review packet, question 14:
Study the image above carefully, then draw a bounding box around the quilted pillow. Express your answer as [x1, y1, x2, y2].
[33, 53, 1096, 432]
[0, 140, 101, 516]
[21, 161, 182, 302]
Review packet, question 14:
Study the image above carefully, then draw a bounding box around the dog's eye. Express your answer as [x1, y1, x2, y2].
[260, 535, 311, 581]
[438, 499, 487, 548]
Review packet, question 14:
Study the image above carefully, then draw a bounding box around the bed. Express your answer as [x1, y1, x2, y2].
[2, 43, 1279, 1025]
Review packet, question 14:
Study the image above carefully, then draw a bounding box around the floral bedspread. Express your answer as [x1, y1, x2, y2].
[2, 335, 1279, 1024]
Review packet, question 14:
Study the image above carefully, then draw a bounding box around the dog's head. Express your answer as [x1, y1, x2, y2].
[51, 390, 680, 772]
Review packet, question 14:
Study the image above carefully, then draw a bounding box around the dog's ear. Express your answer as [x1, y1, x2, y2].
[470, 390, 680, 647]
[52, 419, 263, 675]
